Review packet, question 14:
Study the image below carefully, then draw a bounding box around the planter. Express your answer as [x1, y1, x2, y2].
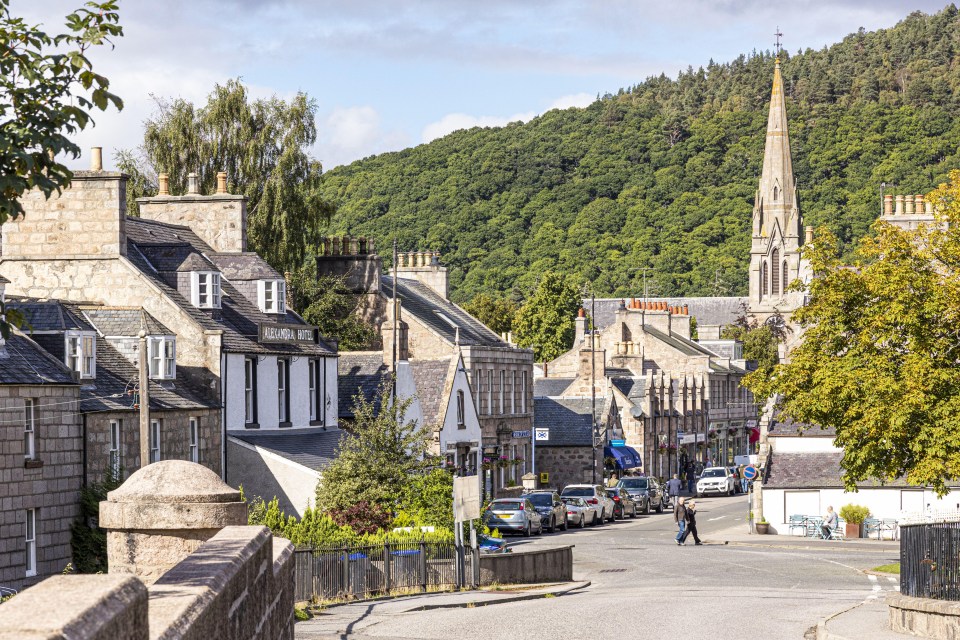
[755, 522, 770, 535]
[845, 522, 863, 539]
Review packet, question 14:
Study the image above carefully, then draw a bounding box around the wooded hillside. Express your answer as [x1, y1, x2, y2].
[320, 6, 960, 304]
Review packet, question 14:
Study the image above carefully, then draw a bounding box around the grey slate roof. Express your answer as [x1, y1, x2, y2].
[589, 297, 747, 331]
[409, 358, 451, 426]
[0, 331, 76, 385]
[0, 274, 9, 284]
[208, 253, 282, 281]
[8, 298, 95, 332]
[382, 276, 505, 348]
[137, 243, 217, 273]
[764, 451, 911, 489]
[231, 428, 346, 471]
[533, 397, 595, 447]
[533, 378, 574, 398]
[81, 307, 172, 337]
[337, 352, 389, 418]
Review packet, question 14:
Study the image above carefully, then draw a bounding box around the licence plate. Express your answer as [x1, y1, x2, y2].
[493, 512, 514, 519]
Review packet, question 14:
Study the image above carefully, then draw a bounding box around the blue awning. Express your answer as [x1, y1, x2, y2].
[604, 445, 642, 470]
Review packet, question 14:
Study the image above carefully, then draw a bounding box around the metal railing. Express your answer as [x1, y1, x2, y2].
[901, 520, 960, 600]
[293, 541, 475, 603]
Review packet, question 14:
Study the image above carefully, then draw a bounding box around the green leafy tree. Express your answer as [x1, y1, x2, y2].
[513, 272, 582, 361]
[748, 171, 960, 494]
[0, 0, 123, 339]
[721, 303, 785, 379]
[286, 266, 378, 350]
[316, 381, 433, 514]
[400, 468, 454, 530]
[462, 293, 517, 335]
[70, 470, 123, 573]
[121, 79, 334, 273]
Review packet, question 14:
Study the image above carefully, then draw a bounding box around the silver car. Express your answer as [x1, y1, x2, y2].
[483, 498, 544, 536]
[561, 496, 593, 528]
[560, 484, 616, 524]
[696, 467, 737, 496]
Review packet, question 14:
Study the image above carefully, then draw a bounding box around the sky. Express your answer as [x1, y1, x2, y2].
[17, 0, 953, 171]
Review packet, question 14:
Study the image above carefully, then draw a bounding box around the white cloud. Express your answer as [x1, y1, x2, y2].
[314, 106, 410, 169]
[548, 92, 595, 110]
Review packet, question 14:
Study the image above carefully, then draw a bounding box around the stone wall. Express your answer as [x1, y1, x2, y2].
[535, 445, 602, 491]
[85, 409, 221, 485]
[0, 386, 82, 591]
[479, 545, 573, 586]
[138, 194, 247, 254]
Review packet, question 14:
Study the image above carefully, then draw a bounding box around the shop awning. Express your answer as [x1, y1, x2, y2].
[604, 445, 643, 470]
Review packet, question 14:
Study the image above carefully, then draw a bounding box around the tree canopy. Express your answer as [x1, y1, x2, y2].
[319, 6, 960, 305]
[747, 171, 960, 494]
[513, 271, 582, 361]
[118, 79, 334, 273]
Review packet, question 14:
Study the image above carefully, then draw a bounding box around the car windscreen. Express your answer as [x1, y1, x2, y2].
[561, 487, 593, 497]
[490, 501, 523, 510]
[701, 469, 726, 478]
[561, 497, 583, 506]
[619, 478, 648, 490]
[527, 494, 554, 507]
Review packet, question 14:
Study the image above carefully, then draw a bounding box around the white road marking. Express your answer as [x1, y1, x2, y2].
[708, 516, 727, 521]
[868, 574, 878, 583]
[886, 577, 897, 583]
[872, 585, 882, 592]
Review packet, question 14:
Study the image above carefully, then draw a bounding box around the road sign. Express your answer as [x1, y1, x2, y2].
[539, 472, 549, 484]
[743, 465, 759, 481]
[512, 430, 531, 439]
[453, 475, 481, 523]
[534, 428, 550, 442]
[610, 439, 625, 447]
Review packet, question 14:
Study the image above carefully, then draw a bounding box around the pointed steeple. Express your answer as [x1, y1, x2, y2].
[757, 57, 796, 220]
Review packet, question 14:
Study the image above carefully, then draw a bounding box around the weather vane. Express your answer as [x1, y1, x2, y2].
[774, 26, 783, 57]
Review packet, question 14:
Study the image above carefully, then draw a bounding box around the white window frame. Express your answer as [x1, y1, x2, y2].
[278, 359, 289, 424]
[149, 419, 161, 463]
[189, 417, 199, 463]
[257, 280, 287, 315]
[511, 371, 517, 415]
[109, 419, 121, 476]
[244, 357, 257, 424]
[309, 360, 320, 422]
[499, 370, 505, 415]
[24, 399, 35, 460]
[148, 336, 176, 380]
[521, 371, 527, 413]
[191, 271, 222, 309]
[25, 508, 36, 577]
[486, 370, 493, 416]
[456, 390, 465, 427]
[65, 331, 96, 379]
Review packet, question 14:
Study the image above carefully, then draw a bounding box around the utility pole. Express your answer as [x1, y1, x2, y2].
[138, 330, 150, 468]
[392, 240, 399, 404]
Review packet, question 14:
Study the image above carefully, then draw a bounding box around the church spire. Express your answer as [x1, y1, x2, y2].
[757, 56, 796, 219]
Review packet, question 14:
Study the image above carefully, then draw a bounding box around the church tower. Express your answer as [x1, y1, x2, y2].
[749, 56, 808, 320]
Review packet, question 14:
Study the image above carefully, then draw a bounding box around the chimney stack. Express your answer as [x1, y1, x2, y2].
[216, 171, 228, 194]
[805, 226, 814, 245]
[187, 172, 199, 195]
[90, 147, 103, 172]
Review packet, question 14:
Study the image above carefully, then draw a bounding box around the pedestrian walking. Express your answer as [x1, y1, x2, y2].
[685, 461, 696, 493]
[607, 473, 619, 488]
[738, 465, 749, 493]
[680, 500, 703, 545]
[821, 506, 838, 539]
[674, 497, 687, 545]
[666, 473, 682, 500]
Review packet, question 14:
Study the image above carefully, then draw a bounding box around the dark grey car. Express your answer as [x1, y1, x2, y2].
[617, 476, 666, 514]
[526, 491, 568, 533]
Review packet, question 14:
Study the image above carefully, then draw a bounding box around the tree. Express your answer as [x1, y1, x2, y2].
[286, 266, 378, 351]
[315, 381, 433, 515]
[0, 0, 123, 339]
[462, 293, 517, 335]
[513, 272, 582, 361]
[121, 79, 334, 273]
[748, 172, 960, 494]
[721, 303, 785, 379]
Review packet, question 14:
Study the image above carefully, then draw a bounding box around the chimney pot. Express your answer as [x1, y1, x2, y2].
[895, 195, 905, 215]
[915, 195, 924, 213]
[805, 225, 814, 245]
[883, 194, 893, 215]
[216, 171, 228, 194]
[926, 200, 934, 214]
[90, 147, 103, 172]
[187, 172, 199, 195]
[578, 308, 585, 318]
[905, 194, 915, 215]
[158, 173, 170, 196]
[683, 305, 689, 315]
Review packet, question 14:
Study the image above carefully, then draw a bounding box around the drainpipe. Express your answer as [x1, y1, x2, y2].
[82, 412, 88, 488]
[221, 352, 227, 481]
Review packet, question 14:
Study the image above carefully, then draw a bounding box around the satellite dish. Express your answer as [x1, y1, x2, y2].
[629, 407, 644, 419]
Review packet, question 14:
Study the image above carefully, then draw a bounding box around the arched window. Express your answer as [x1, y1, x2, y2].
[761, 261, 768, 298]
[771, 249, 781, 296]
[773, 186, 779, 201]
[782, 260, 789, 293]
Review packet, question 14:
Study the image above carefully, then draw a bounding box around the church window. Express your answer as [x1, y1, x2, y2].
[771, 249, 781, 295]
[761, 262, 768, 298]
[783, 261, 789, 293]
[773, 186, 779, 201]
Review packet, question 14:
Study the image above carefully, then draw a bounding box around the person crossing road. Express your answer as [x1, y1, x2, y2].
[674, 497, 687, 545]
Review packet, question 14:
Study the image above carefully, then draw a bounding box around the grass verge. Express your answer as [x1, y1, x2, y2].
[872, 563, 900, 574]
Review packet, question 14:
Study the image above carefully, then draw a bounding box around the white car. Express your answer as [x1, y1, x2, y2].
[560, 484, 616, 523]
[697, 467, 737, 497]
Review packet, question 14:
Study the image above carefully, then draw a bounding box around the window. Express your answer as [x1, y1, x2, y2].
[258, 280, 286, 315]
[278, 359, 290, 425]
[511, 371, 518, 415]
[456, 390, 465, 428]
[244, 358, 257, 425]
[192, 272, 222, 309]
[473, 370, 480, 411]
[783, 260, 789, 293]
[761, 261, 768, 297]
[65, 331, 96, 379]
[773, 185, 779, 201]
[498, 371, 505, 415]
[521, 371, 527, 413]
[309, 360, 323, 424]
[109, 419, 121, 476]
[150, 419, 161, 463]
[771, 249, 781, 296]
[25, 509, 36, 577]
[148, 336, 176, 379]
[189, 417, 199, 463]
[486, 370, 493, 416]
[23, 399, 35, 460]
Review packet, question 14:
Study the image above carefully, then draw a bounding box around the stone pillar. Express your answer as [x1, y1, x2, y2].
[99, 460, 247, 585]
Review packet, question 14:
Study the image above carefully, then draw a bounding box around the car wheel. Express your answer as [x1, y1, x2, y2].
[655, 502, 663, 513]
[579, 514, 586, 528]
[562, 516, 569, 531]
[643, 500, 650, 515]
[549, 517, 556, 533]
[631, 505, 638, 518]
[524, 522, 531, 537]
[538, 520, 544, 535]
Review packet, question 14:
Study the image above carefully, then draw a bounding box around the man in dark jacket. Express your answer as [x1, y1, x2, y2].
[674, 497, 687, 545]
[680, 500, 703, 545]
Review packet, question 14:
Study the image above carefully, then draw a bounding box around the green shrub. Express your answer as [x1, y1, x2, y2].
[839, 504, 871, 524]
[70, 470, 123, 573]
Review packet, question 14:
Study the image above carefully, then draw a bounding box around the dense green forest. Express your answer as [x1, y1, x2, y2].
[320, 6, 960, 304]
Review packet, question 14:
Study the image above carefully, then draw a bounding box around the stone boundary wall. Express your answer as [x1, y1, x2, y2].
[0, 526, 294, 640]
[479, 545, 574, 586]
[887, 591, 960, 638]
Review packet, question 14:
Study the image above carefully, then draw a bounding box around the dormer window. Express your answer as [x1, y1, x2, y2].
[65, 331, 96, 379]
[258, 280, 286, 314]
[148, 336, 176, 379]
[191, 272, 221, 309]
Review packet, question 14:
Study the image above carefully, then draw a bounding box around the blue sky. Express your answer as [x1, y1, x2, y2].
[18, 1, 952, 170]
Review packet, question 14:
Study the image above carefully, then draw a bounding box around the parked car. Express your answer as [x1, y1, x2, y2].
[526, 491, 568, 532]
[617, 476, 666, 514]
[697, 467, 737, 497]
[560, 496, 592, 528]
[560, 484, 616, 523]
[483, 498, 544, 536]
[606, 487, 639, 519]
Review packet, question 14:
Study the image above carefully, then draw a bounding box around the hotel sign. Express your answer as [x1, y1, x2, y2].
[258, 322, 318, 345]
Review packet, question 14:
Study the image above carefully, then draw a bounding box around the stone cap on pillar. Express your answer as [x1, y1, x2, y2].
[100, 460, 246, 531]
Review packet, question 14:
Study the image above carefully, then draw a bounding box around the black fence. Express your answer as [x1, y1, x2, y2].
[901, 521, 960, 600]
[293, 541, 476, 603]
